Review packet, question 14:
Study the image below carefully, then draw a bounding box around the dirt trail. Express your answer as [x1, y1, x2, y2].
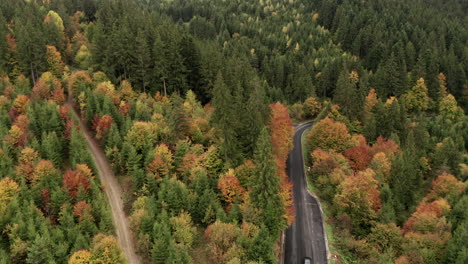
[68, 104, 141, 264]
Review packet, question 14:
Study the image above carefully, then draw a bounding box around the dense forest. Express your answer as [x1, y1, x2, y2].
[0, 0, 466, 263]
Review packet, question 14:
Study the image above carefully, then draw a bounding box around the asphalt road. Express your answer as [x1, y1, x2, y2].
[284, 122, 328, 264]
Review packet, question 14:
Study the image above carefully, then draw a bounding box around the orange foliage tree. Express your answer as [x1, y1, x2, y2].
[147, 144, 173, 181]
[217, 169, 246, 206]
[12, 94, 30, 114]
[426, 172, 464, 201]
[73, 200, 93, 222]
[370, 136, 399, 158]
[268, 103, 294, 161]
[92, 115, 113, 140]
[268, 103, 295, 225]
[303, 97, 322, 118]
[334, 168, 381, 227]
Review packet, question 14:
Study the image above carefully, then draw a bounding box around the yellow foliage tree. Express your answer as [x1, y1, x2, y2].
[306, 117, 352, 153]
[68, 250, 92, 264]
[403, 78, 430, 112]
[0, 177, 20, 213]
[46, 46, 65, 77]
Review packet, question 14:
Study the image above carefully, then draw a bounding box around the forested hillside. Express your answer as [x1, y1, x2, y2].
[0, 0, 466, 263]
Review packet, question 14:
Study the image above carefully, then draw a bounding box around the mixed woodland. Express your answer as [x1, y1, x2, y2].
[0, 0, 466, 263]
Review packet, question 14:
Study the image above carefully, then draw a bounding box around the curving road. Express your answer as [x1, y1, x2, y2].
[68, 103, 141, 264]
[284, 122, 328, 264]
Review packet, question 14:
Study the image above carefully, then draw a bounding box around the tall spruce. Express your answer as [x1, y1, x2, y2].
[251, 127, 285, 237]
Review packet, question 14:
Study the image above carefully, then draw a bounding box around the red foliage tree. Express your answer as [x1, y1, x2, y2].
[62, 169, 91, 198]
[73, 200, 93, 222]
[345, 145, 371, 171]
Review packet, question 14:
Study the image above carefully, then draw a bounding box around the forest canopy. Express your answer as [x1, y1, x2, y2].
[0, 0, 466, 263]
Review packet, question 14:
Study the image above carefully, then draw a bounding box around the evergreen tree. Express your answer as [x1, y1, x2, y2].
[250, 127, 285, 236]
[212, 73, 240, 165]
[390, 150, 423, 224]
[135, 30, 151, 92]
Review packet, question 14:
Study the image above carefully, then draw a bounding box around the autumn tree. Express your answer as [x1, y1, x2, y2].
[68, 250, 93, 264]
[12, 94, 30, 114]
[218, 169, 246, 206]
[0, 177, 20, 212]
[205, 221, 242, 263]
[303, 97, 322, 118]
[345, 137, 371, 171]
[73, 201, 93, 222]
[63, 168, 91, 199]
[306, 117, 352, 153]
[170, 211, 197, 247]
[15, 147, 39, 183]
[310, 148, 351, 200]
[92, 115, 113, 140]
[364, 88, 378, 117]
[90, 234, 125, 264]
[68, 71, 92, 95]
[403, 78, 430, 112]
[334, 168, 381, 235]
[46, 46, 65, 78]
[426, 172, 464, 202]
[268, 103, 294, 161]
[125, 121, 158, 154]
[33, 160, 57, 182]
[75, 45, 91, 69]
[146, 144, 173, 181]
[439, 94, 464, 122]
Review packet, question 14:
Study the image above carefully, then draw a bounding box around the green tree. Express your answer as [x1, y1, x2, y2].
[212, 73, 240, 165]
[250, 127, 285, 236]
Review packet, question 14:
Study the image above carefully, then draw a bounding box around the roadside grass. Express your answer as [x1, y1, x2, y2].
[300, 127, 339, 264]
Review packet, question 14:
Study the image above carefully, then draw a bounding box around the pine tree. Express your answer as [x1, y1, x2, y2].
[41, 132, 63, 167]
[26, 234, 55, 264]
[180, 35, 203, 99]
[135, 30, 151, 92]
[212, 73, 240, 165]
[250, 127, 285, 236]
[390, 150, 423, 224]
[334, 69, 359, 118]
[0, 11, 7, 73]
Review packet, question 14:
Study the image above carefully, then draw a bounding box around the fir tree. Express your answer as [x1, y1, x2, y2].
[250, 127, 285, 236]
